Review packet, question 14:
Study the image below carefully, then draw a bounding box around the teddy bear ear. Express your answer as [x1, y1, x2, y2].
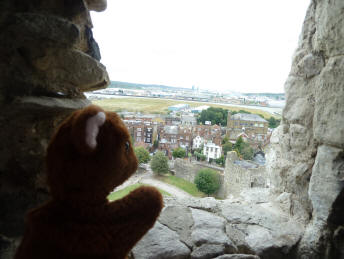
[85, 111, 106, 149]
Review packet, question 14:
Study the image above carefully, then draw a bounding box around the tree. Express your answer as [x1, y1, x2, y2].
[150, 151, 169, 175]
[153, 139, 159, 149]
[233, 136, 244, 150]
[197, 107, 229, 126]
[233, 136, 254, 160]
[134, 146, 150, 164]
[222, 136, 229, 144]
[194, 151, 206, 161]
[268, 117, 280, 128]
[240, 145, 254, 160]
[194, 169, 221, 195]
[172, 147, 186, 159]
[215, 155, 225, 167]
[222, 142, 233, 157]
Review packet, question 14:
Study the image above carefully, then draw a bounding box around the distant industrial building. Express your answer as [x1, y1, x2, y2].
[191, 105, 210, 113]
[168, 104, 190, 111]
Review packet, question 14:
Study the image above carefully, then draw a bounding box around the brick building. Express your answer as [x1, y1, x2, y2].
[226, 113, 268, 143]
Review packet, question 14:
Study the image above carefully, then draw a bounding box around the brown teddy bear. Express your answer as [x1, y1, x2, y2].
[15, 105, 163, 259]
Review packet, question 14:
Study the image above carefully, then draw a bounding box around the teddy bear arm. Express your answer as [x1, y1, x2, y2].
[108, 186, 163, 219]
[104, 186, 163, 254]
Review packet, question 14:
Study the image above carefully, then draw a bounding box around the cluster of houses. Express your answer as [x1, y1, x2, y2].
[122, 105, 271, 161]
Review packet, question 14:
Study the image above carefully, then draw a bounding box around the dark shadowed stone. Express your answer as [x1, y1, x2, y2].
[190, 244, 225, 259]
[213, 255, 260, 259]
[86, 26, 101, 61]
[0, 99, 89, 236]
[0, 235, 18, 259]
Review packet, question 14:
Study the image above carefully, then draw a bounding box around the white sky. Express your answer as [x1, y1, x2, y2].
[90, 0, 310, 93]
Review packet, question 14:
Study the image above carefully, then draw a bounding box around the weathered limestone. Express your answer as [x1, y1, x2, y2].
[267, 0, 344, 258]
[132, 196, 304, 259]
[132, 222, 191, 259]
[0, 0, 342, 258]
[224, 151, 267, 198]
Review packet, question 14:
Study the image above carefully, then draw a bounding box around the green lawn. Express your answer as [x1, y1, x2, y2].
[157, 174, 206, 198]
[93, 97, 277, 118]
[107, 183, 171, 201]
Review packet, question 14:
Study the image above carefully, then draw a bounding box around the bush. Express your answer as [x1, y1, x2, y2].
[215, 155, 225, 167]
[194, 151, 206, 161]
[233, 136, 254, 160]
[172, 147, 186, 159]
[134, 146, 150, 164]
[241, 145, 254, 160]
[268, 117, 280, 128]
[150, 151, 169, 175]
[194, 169, 221, 195]
[222, 142, 233, 157]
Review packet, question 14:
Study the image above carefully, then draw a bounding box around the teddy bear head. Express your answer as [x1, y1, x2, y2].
[46, 105, 138, 203]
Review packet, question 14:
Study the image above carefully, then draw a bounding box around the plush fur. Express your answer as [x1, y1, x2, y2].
[15, 105, 163, 259]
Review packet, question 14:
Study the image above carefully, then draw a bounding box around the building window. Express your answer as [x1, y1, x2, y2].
[137, 128, 142, 131]
[137, 132, 141, 137]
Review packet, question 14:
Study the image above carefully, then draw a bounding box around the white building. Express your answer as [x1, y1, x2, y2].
[203, 142, 222, 161]
[193, 135, 204, 149]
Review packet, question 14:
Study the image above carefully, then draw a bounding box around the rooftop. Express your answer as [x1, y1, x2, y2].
[163, 125, 178, 134]
[231, 113, 267, 123]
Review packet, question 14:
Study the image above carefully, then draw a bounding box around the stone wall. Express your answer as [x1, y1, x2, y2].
[0, 0, 109, 250]
[224, 152, 267, 198]
[173, 158, 226, 198]
[266, 0, 344, 258]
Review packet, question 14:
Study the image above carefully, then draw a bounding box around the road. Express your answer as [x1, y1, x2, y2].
[113, 169, 192, 198]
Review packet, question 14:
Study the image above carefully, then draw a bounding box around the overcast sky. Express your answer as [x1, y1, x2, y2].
[90, 0, 310, 93]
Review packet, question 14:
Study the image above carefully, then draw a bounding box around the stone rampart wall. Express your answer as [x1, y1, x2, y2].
[173, 158, 226, 198]
[224, 152, 267, 197]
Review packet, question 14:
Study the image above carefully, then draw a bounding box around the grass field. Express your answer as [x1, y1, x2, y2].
[107, 183, 171, 201]
[92, 97, 277, 118]
[157, 174, 206, 198]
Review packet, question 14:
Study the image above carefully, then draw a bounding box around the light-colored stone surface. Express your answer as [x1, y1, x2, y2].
[132, 222, 191, 259]
[313, 56, 344, 148]
[267, 0, 344, 258]
[159, 206, 194, 247]
[133, 196, 304, 259]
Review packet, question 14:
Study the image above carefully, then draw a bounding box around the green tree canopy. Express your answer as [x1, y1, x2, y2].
[222, 136, 229, 144]
[197, 107, 228, 126]
[222, 142, 233, 157]
[233, 136, 254, 160]
[241, 145, 254, 160]
[268, 117, 280, 128]
[150, 151, 169, 175]
[153, 139, 159, 149]
[194, 151, 206, 161]
[134, 146, 150, 164]
[172, 147, 186, 159]
[194, 169, 221, 195]
[215, 155, 225, 167]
